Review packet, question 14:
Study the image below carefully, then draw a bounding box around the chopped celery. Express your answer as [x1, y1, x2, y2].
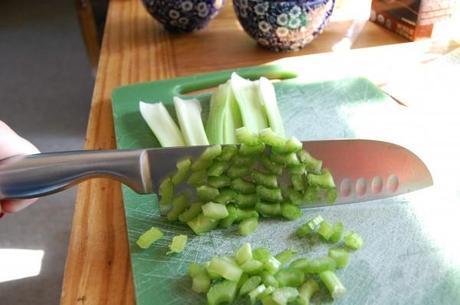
[167, 193, 189, 221]
[220, 204, 238, 228]
[235, 208, 259, 221]
[235, 193, 258, 208]
[227, 165, 251, 178]
[262, 272, 279, 288]
[187, 169, 207, 186]
[319, 271, 346, 299]
[202, 202, 229, 220]
[236, 126, 261, 145]
[259, 286, 276, 300]
[303, 186, 318, 203]
[241, 259, 264, 274]
[272, 287, 299, 305]
[306, 215, 324, 232]
[187, 213, 218, 235]
[274, 249, 296, 265]
[317, 220, 334, 241]
[252, 170, 278, 188]
[256, 202, 281, 217]
[271, 152, 299, 166]
[296, 223, 313, 238]
[257, 77, 285, 137]
[287, 188, 303, 206]
[260, 155, 283, 175]
[288, 163, 306, 175]
[139, 101, 185, 147]
[307, 169, 335, 188]
[232, 154, 255, 166]
[326, 187, 338, 203]
[328, 248, 350, 269]
[329, 222, 344, 243]
[232, 178, 256, 194]
[275, 268, 305, 287]
[208, 161, 229, 177]
[240, 143, 266, 155]
[173, 96, 209, 145]
[218, 144, 238, 161]
[191, 158, 212, 171]
[297, 280, 319, 305]
[136, 227, 163, 249]
[167, 234, 187, 254]
[259, 128, 286, 148]
[283, 137, 302, 153]
[238, 273, 249, 290]
[215, 189, 237, 205]
[230, 73, 268, 133]
[344, 231, 364, 250]
[281, 203, 302, 220]
[256, 185, 283, 202]
[264, 256, 282, 274]
[239, 217, 258, 236]
[208, 176, 231, 188]
[192, 272, 211, 293]
[304, 256, 336, 273]
[289, 258, 311, 273]
[178, 202, 203, 223]
[207, 280, 238, 305]
[171, 157, 192, 185]
[197, 185, 220, 201]
[240, 276, 262, 296]
[290, 174, 305, 192]
[158, 176, 174, 206]
[201, 145, 223, 160]
[249, 284, 267, 304]
[253, 248, 272, 262]
[235, 243, 253, 265]
[188, 262, 205, 278]
[297, 150, 322, 174]
[207, 257, 243, 282]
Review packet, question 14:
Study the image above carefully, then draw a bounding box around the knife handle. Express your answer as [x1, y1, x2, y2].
[0, 150, 153, 200]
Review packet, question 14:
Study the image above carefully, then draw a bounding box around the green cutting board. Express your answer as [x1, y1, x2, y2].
[112, 65, 460, 305]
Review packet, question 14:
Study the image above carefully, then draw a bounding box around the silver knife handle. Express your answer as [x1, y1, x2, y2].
[0, 149, 153, 200]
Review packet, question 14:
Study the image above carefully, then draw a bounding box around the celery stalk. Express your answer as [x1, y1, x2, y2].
[173, 96, 209, 145]
[230, 73, 268, 133]
[139, 101, 185, 147]
[257, 77, 285, 137]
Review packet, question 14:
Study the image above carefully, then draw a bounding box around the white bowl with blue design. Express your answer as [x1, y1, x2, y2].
[233, 0, 335, 51]
[142, 0, 225, 33]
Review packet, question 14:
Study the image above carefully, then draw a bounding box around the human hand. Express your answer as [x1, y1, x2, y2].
[0, 121, 40, 216]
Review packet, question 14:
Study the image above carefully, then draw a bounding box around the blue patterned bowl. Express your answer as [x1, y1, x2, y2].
[142, 0, 225, 33]
[233, 0, 335, 51]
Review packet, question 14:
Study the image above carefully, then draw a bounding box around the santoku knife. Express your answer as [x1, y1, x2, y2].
[0, 139, 433, 206]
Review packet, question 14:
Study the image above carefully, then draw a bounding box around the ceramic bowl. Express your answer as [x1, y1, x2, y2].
[233, 0, 335, 51]
[142, 0, 225, 33]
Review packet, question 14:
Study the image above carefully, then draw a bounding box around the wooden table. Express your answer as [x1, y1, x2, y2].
[60, 1, 458, 304]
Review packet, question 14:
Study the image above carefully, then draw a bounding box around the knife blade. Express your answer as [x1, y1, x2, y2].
[147, 139, 433, 205]
[0, 139, 432, 204]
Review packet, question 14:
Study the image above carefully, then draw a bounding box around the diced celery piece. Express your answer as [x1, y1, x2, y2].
[329, 222, 344, 243]
[256, 202, 281, 217]
[187, 169, 207, 186]
[236, 126, 261, 145]
[289, 258, 311, 273]
[235, 193, 258, 208]
[208, 176, 231, 188]
[297, 279, 319, 305]
[304, 256, 336, 273]
[202, 202, 229, 220]
[253, 248, 271, 261]
[259, 128, 286, 147]
[218, 145, 238, 161]
[296, 223, 313, 238]
[235, 242, 253, 265]
[281, 203, 302, 220]
[136, 227, 163, 249]
[227, 165, 251, 178]
[192, 272, 211, 293]
[275, 268, 305, 287]
[290, 174, 305, 192]
[262, 272, 279, 288]
[272, 287, 299, 305]
[240, 143, 266, 155]
[344, 231, 364, 250]
[158, 176, 174, 206]
[187, 213, 218, 235]
[260, 155, 283, 175]
[208, 161, 229, 177]
[201, 145, 222, 160]
[215, 188, 237, 204]
[219, 204, 238, 228]
[328, 248, 350, 269]
[274, 249, 296, 265]
[167, 234, 187, 254]
[197, 185, 220, 202]
[240, 276, 262, 296]
[236, 208, 259, 221]
[307, 169, 335, 188]
[287, 188, 303, 206]
[297, 150, 322, 174]
[252, 170, 278, 188]
[167, 193, 189, 221]
[241, 259, 264, 274]
[188, 262, 205, 278]
[256, 185, 283, 202]
[319, 271, 346, 299]
[317, 220, 334, 241]
[249, 284, 267, 305]
[264, 256, 281, 274]
[171, 157, 192, 185]
[306, 215, 324, 231]
[207, 280, 238, 305]
[232, 178, 256, 194]
[207, 257, 243, 282]
[239, 217, 258, 236]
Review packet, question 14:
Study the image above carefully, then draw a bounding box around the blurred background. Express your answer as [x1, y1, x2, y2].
[0, 0, 106, 304]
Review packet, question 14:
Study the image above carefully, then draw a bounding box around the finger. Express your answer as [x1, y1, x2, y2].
[1, 198, 38, 213]
[0, 121, 39, 157]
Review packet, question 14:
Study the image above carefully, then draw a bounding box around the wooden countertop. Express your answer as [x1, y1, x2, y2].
[60, 0, 458, 304]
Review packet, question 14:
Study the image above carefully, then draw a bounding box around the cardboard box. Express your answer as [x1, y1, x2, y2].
[370, 0, 454, 40]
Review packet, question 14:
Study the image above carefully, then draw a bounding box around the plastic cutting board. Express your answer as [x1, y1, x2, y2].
[112, 65, 460, 305]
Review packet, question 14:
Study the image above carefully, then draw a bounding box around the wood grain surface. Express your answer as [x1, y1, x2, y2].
[60, 0, 457, 304]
